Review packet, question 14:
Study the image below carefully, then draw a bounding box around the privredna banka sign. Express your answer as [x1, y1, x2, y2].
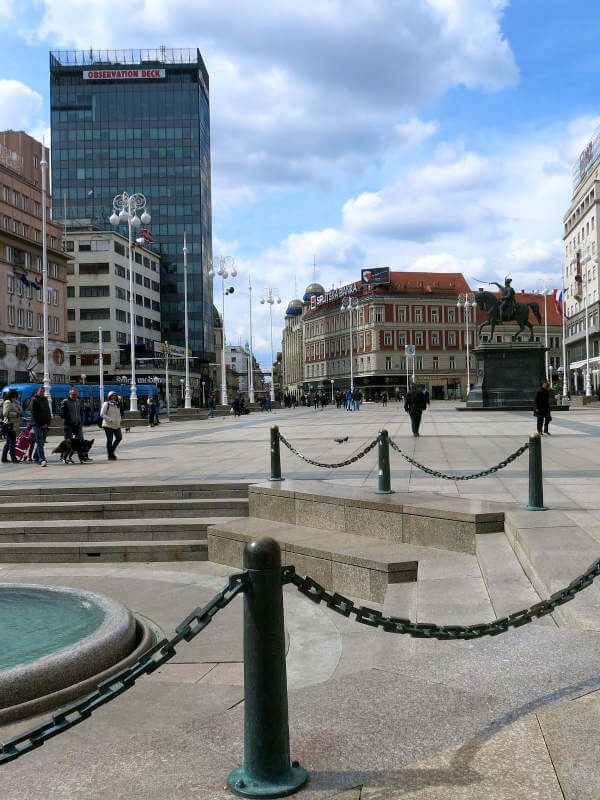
[83, 69, 166, 80]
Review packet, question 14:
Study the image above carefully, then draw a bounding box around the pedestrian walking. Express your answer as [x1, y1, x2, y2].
[404, 384, 427, 437]
[534, 380, 552, 435]
[381, 391, 388, 407]
[207, 395, 215, 418]
[352, 389, 361, 411]
[30, 385, 51, 466]
[147, 396, 159, 426]
[2, 389, 23, 464]
[100, 391, 123, 460]
[424, 389, 430, 409]
[61, 387, 84, 442]
[345, 388, 353, 411]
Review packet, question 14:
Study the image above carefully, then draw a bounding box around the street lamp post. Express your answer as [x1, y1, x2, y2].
[260, 288, 281, 402]
[109, 191, 151, 413]
[98, 326, 105, 403]
[40, 148, 51, 409]
[208, 256, 237, 406]
[248, 273, 255, 404]
[457, 292, 477, 400]
[330, 378, 334, 403]
[561, 270, 569, 399]
[182, 232, 191, 409]
[341, 297, 359, 392]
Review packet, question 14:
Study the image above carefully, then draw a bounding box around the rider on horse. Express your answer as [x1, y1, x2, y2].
[490, 276, 516, 321]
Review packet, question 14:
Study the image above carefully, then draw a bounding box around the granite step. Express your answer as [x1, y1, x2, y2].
[504, 509, 600, 630]
[0, 516, 232, 543]
[0, 539, 208, 563]
[0, 497, 249, 522]
[0, 482, 249, 503]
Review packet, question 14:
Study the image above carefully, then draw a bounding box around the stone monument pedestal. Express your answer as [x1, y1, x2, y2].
[467, 343, 545, 410]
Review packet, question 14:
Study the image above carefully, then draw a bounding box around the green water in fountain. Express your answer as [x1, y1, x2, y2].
[0, 587, 106, 670]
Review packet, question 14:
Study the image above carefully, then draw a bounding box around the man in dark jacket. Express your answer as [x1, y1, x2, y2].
[534, 380, 552, 435]
[404, 384, 428, 437]
[31, 386, 51, 467]
[61, 387, 84, 442]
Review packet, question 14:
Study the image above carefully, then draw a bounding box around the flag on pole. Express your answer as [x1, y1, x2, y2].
[553, 288, 570, 320]
[86, 189, 94, 198]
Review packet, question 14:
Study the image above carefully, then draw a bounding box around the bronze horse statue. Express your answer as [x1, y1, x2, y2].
[474, 290, 542, 342]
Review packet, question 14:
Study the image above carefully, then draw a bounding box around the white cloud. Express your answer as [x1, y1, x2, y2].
[0, 79, 43, 131]
[31, 0, 517, 192]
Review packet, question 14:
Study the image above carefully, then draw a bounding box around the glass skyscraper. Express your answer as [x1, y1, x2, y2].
[49, 48, 214, 361]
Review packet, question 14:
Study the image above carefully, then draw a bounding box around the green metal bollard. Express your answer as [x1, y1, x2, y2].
[375, 429, 394, 494]
[525, 432, 547, 511]
[228, 538, 307, 798]
[270, 425, 284, 482]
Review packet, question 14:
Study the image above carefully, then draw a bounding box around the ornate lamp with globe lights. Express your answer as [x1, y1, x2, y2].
[456, 292, 477, 400]
[208, 256, 237, 406]
[109, 192, 151, 412]
[260, 288, 282, 402]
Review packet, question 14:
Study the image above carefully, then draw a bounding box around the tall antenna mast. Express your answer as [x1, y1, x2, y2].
[313, 255, 317, 281]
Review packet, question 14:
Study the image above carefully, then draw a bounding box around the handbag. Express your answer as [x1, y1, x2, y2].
[1, 421, 12, 436]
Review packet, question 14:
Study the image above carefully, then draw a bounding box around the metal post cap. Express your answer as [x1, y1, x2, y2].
[244, 537, 282, 570]
[529, 432, 541, 440]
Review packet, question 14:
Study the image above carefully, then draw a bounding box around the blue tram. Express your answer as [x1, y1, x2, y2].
[0, 383, 158, 423]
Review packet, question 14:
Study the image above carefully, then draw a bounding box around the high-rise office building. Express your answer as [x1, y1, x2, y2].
[49, 48, 214, 361]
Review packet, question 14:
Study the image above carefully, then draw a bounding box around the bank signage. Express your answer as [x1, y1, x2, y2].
[83, 69, 166, 80]
[310, 282, 358, 311]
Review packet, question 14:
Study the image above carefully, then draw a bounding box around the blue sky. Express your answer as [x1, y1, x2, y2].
[1, 0, 599, 366]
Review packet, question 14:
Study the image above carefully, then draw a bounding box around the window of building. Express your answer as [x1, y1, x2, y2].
[17, 308, 24, 327]
[114, 241, 126, 256]
[26, 311, 33, 329]
[373, 305, 385, 323]
[448, 332, 456, 345]
[144, 318, 152, 329]
[135, 315, 144, 326]
[414, 307, 423, 322]
[431, 332, 439, 346]
[135, 294, 143, 306]
[90, 240, 109, 251]
[448, 309, 455, 323]
[67, 309, 75, 320]
[144, 297, 151, 308]
[385, 356, 392, 371]
[135, 273, 143, 285]
[7, 306, 15, 325]
[151, 261, 157, 272]
[143, 256, 150, 268]
[151, 281, 160, 292]
[415, 356, 423, 369]
[116, 330, 127, 343]
[431, 309, 438, 322]
[80, 309, 110, 320]
[397, 307, 406, 322]
[35, 256, 42, 272]
[143, 277, 150, 289]
[383, 332, 392, 346]
[115, 286, 127, 300]
[449, 356, 455, 369]
[2, 215, 8, 229]
[152, 300, 160, 312]
[67, 286, 75, 297]
[135, 252, 143, 264]
[65, 240, 74, 252]
[115, 264, 128, 279]
[68, 332, 76, 343]
[50, 237, 56, 249]
[80, 286, 109, 297]
[398, 332, 406, 346]
[415, 332, 423, 346]
[432, 356, 439, 369]
[116, 309, 128, 322]
[12, 220, 18, 233]
[37, 313, 43, 331]
[7, 275, 14, 294]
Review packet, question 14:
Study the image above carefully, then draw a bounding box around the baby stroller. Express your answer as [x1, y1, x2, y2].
[15, 426, 36, 462]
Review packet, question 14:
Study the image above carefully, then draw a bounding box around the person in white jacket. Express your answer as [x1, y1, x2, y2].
[100, 391, 123, 460]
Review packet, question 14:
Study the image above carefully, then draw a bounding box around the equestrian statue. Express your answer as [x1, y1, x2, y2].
[474, 277, 541, 342]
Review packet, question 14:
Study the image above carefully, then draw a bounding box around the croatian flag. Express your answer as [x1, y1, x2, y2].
[86, 189, 94, 198]
[553, 288, 570, 320]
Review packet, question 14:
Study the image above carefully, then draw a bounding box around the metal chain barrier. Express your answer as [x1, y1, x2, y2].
[282, 558, 600, 639]
[389, 436, 529, 481]
[0, 572, 248, 766]
[278, 432, 379, 469]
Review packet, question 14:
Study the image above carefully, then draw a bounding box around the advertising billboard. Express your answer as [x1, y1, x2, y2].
[361, 267, 390, 285]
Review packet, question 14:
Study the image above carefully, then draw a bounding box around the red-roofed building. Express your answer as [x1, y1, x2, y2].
[298, 271, 477, 400]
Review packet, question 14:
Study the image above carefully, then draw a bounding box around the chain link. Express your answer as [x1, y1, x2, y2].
[388, 437, 529, 480]
[282, 557, 600, 639]
[278, 432, 379, 469]
[0, 572, 248, 766]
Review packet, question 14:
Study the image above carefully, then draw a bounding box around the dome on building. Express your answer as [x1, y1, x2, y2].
[286, 298, 303, 315]
[303, 282, 325, 301]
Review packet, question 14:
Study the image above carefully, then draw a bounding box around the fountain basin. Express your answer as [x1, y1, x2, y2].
[0, 584, 148, 723]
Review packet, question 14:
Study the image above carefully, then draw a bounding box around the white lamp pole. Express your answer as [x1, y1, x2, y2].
[260, 287, 282, 402]
[584, 276, 592, 396]
[164, 341, 171, 421]
[208, 256, 237, 405]
[40, 148, 51, 408]
[457, 293, 477, 399]
[110, 192, 151, 413]
[98, 326, 104, 403]
[561, 270, 569, 399]
[341, 297, 358, 392]
[182, 232, 191, 408]
[330, 378, 334, 403]
[248, 273, 255, 404]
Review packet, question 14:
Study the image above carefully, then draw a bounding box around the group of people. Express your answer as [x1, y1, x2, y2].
[1, 386, 125, 466]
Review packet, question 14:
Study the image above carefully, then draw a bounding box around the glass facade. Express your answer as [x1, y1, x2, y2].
[49, 48, 214, 360]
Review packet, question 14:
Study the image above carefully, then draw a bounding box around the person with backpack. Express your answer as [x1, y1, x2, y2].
[30, 385, 51, 467]
[404, 384, 428, 437]
[100, 391, 123, 460]
[61, 387, 84, 442]
[2, 389, 23, 464]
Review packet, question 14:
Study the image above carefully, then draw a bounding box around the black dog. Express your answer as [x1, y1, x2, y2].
[52, 438, 95, 464]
